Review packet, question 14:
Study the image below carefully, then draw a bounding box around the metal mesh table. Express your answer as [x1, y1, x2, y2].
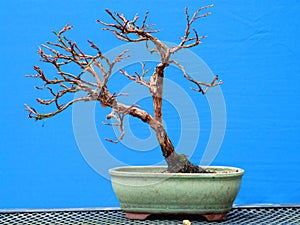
[1, 205, 299, 224]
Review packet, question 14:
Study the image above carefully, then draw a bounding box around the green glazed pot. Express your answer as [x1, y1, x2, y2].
[109, 166, 244, 221]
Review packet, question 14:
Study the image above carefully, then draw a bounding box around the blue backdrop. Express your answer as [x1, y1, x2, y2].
[1, 0, 299, 209]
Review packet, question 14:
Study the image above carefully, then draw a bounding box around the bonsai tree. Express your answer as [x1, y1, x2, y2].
[25, 5, 222, 173]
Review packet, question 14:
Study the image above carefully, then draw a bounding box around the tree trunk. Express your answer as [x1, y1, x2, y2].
[149, 63, 206, 173]
[105, 63, 206, 173]
[106, 93, 206, 173]
[154, 122, 206, 173]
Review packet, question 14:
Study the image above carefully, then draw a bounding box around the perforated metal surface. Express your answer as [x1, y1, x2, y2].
[0, 206, 299, 224]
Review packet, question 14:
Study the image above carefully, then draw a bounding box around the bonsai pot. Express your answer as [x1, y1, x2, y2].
[109, 166, 244, 221]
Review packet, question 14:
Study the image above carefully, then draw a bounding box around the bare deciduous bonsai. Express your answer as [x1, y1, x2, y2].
[25, 5, 222, 173]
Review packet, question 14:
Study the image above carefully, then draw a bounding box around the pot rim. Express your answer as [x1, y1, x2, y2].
[109, 165, 244, 178]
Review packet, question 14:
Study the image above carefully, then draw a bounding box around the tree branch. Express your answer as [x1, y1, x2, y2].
[98, 9, 169, 62]
[171, 5, 213, 53]
[119, 62, 151, 89]
[103, 104, 138, 143]
[25, 25, 128, 123]
[170, 59, 222, 94]
[25, 97, 91, 120]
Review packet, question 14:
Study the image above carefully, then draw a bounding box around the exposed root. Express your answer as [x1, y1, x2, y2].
[166, 152, 208, 173]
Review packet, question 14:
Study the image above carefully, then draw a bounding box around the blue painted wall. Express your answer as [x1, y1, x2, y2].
[0, 0, 299, 208]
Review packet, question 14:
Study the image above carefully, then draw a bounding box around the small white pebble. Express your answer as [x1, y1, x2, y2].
[183, 220, 191, 225]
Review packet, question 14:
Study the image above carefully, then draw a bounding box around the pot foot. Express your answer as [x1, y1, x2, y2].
[125, 212, 151, 220]
[202, 213, 227, 221]
[125, 212, 228, 221]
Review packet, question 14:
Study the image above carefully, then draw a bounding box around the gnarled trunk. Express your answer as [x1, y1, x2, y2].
[154, 122, 206, 173]
[100, 63, 206, 173]
[149, 63, 206, 173]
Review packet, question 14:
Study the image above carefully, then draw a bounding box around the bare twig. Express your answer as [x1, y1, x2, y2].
[25, 25, 128, 123]
[170, 59, 222, 94]
[98, 9, 169, 62]
[103, 104, 139, 143]
[25, 96, 91, 120]
[171, 5, 213, 53]
[120, 62, 151, 88]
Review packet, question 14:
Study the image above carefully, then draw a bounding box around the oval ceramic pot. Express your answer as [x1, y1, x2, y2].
[109, 166, 244, 221]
